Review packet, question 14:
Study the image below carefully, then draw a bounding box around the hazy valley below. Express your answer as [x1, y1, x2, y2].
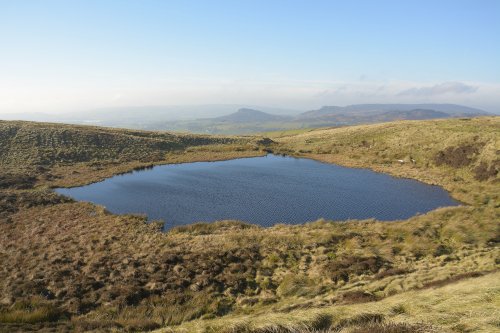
[1, 103, 492, 135]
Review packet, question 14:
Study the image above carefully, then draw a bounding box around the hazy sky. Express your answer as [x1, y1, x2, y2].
[1, 0, 499, 114]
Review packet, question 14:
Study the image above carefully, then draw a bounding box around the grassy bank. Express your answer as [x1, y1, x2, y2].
[165, 271, 500, 333]
[0, 117, 498, 332]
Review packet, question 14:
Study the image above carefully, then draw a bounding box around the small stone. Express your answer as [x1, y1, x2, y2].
[189, 283, 201, 292]
[173, 264, 184, 275]
[145, 282, 157, 290]
[0, 295, 14, 306]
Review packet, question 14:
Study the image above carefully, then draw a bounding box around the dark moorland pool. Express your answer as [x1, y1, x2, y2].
[56, 155, 459, 229]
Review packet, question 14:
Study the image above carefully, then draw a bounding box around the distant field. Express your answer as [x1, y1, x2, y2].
[149, 119, 324, 135]
[257, 127, 319, 138]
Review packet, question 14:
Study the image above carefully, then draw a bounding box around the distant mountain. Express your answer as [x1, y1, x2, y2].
[300, 103, 490, 119]
[299, 106, 345, 118]
[213, 108, 292, 123]
[370, 109, 451, 122]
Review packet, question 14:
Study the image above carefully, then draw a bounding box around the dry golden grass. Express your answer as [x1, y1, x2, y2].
[164, 271, 500, 333]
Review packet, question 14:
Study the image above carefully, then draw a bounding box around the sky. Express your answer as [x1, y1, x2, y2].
[1, 0, 499, 114]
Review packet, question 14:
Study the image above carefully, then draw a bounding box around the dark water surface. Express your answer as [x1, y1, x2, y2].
[56, 155, 459, 229]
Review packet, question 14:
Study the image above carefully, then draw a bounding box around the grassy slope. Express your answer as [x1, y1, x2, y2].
[0, 120, 265, 186]
[167, 271, 500, 333]
[0, 118, 498, 332]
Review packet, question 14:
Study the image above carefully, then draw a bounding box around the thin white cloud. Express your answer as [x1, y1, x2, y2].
[397, 81, 478, 97]
[307, 80, 497, 112]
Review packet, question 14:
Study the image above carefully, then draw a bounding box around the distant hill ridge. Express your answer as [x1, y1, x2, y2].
[154, 104, 491, 134]
[212, 104, 490, 122]
[299, 103, 490, 118]
[209, 104, 489, 124]
[213, 108, 291, 123]
[367, 109, 451, 122]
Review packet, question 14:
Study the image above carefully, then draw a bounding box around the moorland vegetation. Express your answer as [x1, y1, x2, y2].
[0, 117, 498, 333]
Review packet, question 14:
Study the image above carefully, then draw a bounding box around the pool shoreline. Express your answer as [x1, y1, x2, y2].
[55, 154, 460, 230]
